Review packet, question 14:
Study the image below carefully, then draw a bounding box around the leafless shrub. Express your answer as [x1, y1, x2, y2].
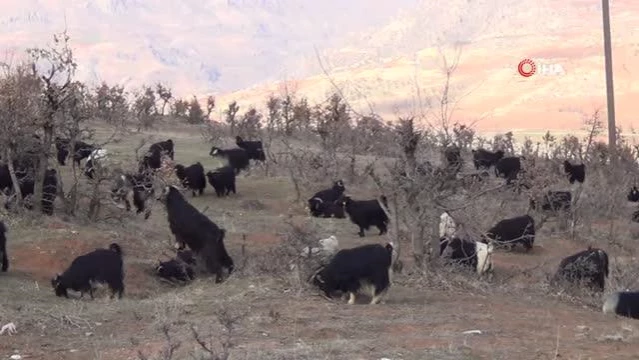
[200, 119, 226, 146]
[136, 325, 181, 360]
[93, 81, 130, 126]
[242, 218, 327, 290]
[491, 132, 515, 155]
[132, 85, 159, 131]
[222, 101, 240, 135]
[155, 82, 173, 116]
[136, 307, 246, 360]
[235, 107, 262, 140]
[189, 307, 246, 360]
[262, 93, 316, 177]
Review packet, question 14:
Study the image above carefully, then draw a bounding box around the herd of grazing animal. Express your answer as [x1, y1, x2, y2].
[0, 135, 265, 300]
[303, 147, 639, 316]
[1, 138, 639, 322]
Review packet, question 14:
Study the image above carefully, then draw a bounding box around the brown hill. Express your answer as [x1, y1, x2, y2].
[213, 0, 639, 136]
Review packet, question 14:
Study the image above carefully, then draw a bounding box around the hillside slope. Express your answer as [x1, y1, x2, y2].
[0, 0, 417, 95]
[215, 0, 639, 134]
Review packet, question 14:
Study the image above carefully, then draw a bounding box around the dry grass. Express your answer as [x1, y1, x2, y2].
[1, 122, 639, 360]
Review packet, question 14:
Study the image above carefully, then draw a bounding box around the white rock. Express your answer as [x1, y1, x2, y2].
[0, 322, 16, 336]
[300, 235, 338, 258]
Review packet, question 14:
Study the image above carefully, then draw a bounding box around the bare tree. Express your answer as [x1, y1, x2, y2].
[0, 61, 42, 210]
[263, 95, 281, 176]
[292, 96, 312, 133]
[155, 82, 172, 115]
[224, 101, 240, 134]
[132, 85, 157, 131]
[26, 31, 81, 214]
[56, 81, 97, 216]
[94, 82, 129, 126]
[205, 95, 215, 119]
[170, 98, 189, 119]
[187, 96, 205, 124]
[10, 32, 130, 219]
[313, 93, 352, 180]
[236, 107, 262, 139]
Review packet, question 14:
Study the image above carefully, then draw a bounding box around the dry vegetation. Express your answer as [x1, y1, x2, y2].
[1, 32, 639, 360]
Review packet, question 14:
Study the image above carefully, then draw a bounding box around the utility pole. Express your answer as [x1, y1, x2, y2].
[601, 0, 616, 157]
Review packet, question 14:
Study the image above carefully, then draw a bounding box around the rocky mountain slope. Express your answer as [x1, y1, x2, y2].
[215, 0, 639, 134]
[2, 0, 638, 134]
[0, 0, 417, 95]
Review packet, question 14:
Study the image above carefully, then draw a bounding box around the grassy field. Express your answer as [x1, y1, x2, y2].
[1, 124, 639, 360]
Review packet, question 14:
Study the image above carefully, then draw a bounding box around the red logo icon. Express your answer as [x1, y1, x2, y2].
[518, 59, 536, 77]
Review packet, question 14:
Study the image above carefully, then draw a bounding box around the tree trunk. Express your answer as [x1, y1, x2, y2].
[5, 149, 23, 210]
[428, 212, 439, 261]
[87, 178, 102, 220]
[32, 157, 45, 214]
[411, 230, 424, 268]
[33, 125, 54, 214]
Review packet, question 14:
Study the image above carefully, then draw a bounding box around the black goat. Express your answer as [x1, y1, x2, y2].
[484, 214, 535, 251]
[236, 136, 266, 162]
[149, 139, 174, 160]
[311, 243, 394, 305]
[55, 137, 96, 167]
[160, 185, 234, 283]
[41, 169, 58, 215]
[209, 147, 250, 175]
[110, 172, 155, 219]
[51, 243, 124, 299]
[0, 221, 7, 272]
[4, 168, 58, 215]
[444, 145, 462, 171]
[206, 166, 236, 197]
[552, 247, 609, 292]
[530, 191, 572, 213]
[156, 258, 195, 283]
[472, 149, 504, 170]
[494, 156, 522, 184]
[308, 180, 345, 217]
[175, 162, 206, 196]
[563, 160, 585, 184]
[340, 195, 389, 237]
[603, 291, 639, 319]
[439, 236, 493, 275]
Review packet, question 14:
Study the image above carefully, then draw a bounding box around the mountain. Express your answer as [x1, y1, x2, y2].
[2, 0, 638, 134]
[0, 0, 418, 96]
[213, 0, 639, 135]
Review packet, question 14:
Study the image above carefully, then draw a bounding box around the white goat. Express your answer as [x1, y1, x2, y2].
[88, 148, 108, 162]
[439, 211, 457, 239]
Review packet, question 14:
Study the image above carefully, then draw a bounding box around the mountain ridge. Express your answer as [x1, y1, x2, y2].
[1, 0, 638, 134]
[212, 0, 639, 133]
[0, 0, 418, 96]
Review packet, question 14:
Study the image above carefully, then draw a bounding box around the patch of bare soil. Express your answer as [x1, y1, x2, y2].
[2, 188, 638, 360]
[10, 237, 99, 281]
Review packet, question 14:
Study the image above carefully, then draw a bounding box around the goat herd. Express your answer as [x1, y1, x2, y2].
[306, 147, 639, 319]
[0, 137, 638, 326]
